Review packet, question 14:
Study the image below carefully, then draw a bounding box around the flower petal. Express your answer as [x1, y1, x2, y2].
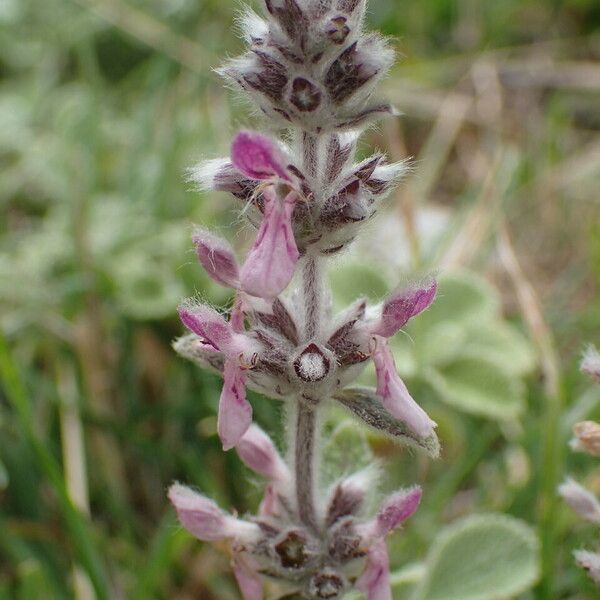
[371, 278, 437, 338]
[236, 424, 289, 481]
[233, 556, 263, 600]
[231, 131, 291, 182]
[193, 227, 240, 288]
[373, 337, 436, 438]
[218, 360, 252, 450]
[356, 538, 392, 600]
[240, 190, 299, 299]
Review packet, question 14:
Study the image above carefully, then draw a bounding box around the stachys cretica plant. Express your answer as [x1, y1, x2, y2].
[169, 1, 440, 598]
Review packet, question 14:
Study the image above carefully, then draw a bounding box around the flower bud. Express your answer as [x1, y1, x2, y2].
[574, 549, 600, 584]
[370, 278, 437, 338]
[572, 420, 600, 457]
[309, 570, 347, 599]
[293, 343, 332, 383]
[581, 345, 600, 384]
[178, 303, 233, 351]
[236, 424, 289, 481]
[168, 483, 259, 542]
[373, 487, 422, 537]
[192, 227, 240, 288]
[178, 302, 257, 358]
[559, 478, 600, 524]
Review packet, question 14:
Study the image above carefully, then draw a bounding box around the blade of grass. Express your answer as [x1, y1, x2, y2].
[133, 511, 186, 600]
[0, 333, 110, 600]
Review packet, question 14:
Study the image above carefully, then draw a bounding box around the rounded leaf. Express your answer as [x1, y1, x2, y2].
[425, 357, 524, 420]
[415, 514, 540, 600]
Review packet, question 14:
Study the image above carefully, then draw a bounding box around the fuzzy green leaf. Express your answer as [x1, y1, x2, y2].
[425, 357, 524, 420]
[415, 514, 540, 600]
[333, 387, 440, 457]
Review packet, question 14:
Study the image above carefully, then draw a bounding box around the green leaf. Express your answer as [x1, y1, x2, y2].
[415, 514, 540, 600]
[329, 263, 389, 310]
[424, 357, 524, 420]
[333, 387, 440, 457]
[322, 416, 375, 478]
[456, 322, 537, 376]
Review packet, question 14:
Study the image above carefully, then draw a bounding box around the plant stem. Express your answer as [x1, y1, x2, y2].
[294, 402, 319, 531]
[302, 255, 323, 341]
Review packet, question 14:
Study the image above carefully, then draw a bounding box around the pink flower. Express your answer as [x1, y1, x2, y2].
[168, 483, 259, 542]
[370, 278, 437, 338]
[219, 360, 253, 451]
[231, 130, 292, 182]
[239, 188, 299, 299]
[372, 336, 436, 438]
[356, 538, 392, 600]
[178, 302, 258, 449]
[192, 227, 240, 288]
[236, 424, 290, 482]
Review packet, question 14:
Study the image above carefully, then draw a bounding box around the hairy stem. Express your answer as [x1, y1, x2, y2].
[294, 402, 319, 531]
[302, 255, 323, 340]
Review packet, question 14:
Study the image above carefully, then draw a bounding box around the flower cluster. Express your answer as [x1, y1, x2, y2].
[170, 1, 440, 598]
[559, 345, 600, 586]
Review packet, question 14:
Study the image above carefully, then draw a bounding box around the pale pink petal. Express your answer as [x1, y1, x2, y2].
[374, 487, 422, 537]
[371, 278, 437, 338]
[231, 130, 291, 182]
[218, 360, 252, 450]
[240, 190, 299, 299]
[356, 539, 392, 600]
[233, 557, 263, 600]
[236, 424, 289, 481]
[373, 337, 436, 438]
[192, 227, 240, 288]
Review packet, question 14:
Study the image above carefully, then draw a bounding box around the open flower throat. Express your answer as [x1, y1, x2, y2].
[170, 1, 441, 598]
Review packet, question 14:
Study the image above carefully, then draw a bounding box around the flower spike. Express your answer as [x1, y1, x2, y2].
[171, 0, 438, 597]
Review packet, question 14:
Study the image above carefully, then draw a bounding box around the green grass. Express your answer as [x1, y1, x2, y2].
[1, 0, 599, 598]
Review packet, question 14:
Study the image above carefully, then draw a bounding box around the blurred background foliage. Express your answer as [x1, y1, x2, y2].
[0, 0, 599, 598]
